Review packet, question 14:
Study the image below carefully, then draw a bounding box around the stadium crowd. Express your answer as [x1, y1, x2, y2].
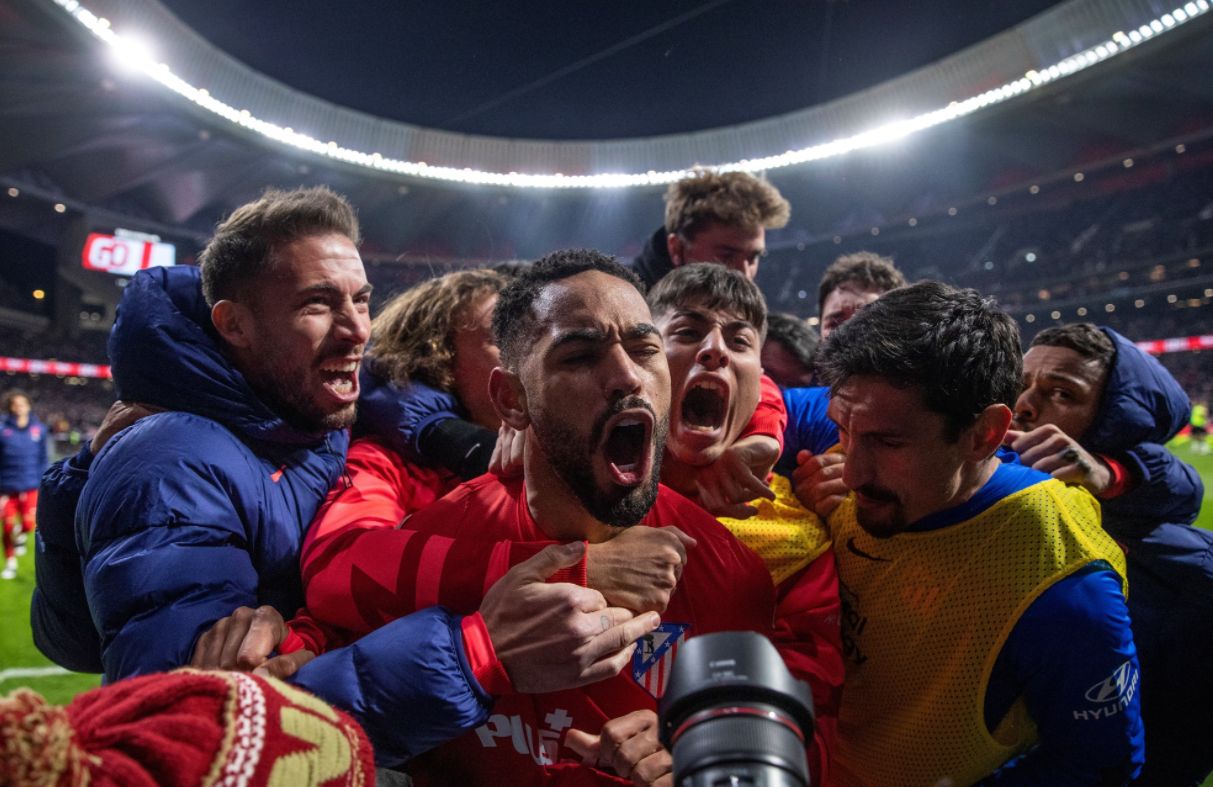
[2, 172, 1211, 787]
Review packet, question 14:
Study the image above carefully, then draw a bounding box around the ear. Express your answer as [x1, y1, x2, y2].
[666, 233, 685, 267]
[211, 299, 254, 350]
[489, 366, 530, 430]
[966, 403, 1013, 460]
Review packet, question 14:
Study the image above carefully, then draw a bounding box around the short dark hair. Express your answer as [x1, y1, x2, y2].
[765, 312, 819, 369]
[1030, 323, 1115, 374]
[646, 263, 768, 340]
[199, 186, 361, 306]
[492, 249, 644, 368]
[817, 252, 906, 316]
[817, 281, 1021, 439]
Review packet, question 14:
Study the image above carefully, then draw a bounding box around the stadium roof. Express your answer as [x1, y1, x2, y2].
[1, 0, 1211, 261]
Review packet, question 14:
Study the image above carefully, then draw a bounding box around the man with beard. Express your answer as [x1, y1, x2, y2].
[53, 189, 656, 767]
[372, 170, 791, 496]
[819, 283, 1142, 785]
[392, 251, 792, 785]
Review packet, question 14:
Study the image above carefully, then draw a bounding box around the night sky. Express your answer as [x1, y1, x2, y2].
[161, 0, 1064, 140]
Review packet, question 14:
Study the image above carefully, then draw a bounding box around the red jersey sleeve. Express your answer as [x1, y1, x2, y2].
[280, 608, 353, 655]
[300, 441, 581, 638]
[738, 374, 787, 451]
[770, 553, 844, 783]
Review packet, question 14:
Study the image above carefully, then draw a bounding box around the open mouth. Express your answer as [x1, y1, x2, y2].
[602, 410, 654, 487]
[680, 379, 728, 432]
[319, 359, 360, 401]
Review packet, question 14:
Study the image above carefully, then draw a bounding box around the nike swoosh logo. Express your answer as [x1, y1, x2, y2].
[846, 536, 892, 563]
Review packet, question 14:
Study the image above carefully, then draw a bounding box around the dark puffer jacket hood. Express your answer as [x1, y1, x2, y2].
[1084, 327, 1191, 452]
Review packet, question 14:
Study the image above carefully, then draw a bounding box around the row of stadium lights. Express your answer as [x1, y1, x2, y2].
[1022, 290, 1212, 324]
[47, 0, 1211, 189]
[799, 284, 1211, 328]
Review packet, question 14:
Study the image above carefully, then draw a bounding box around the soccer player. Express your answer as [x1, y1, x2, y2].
[819, 283, 1142, 785]
[362, 170, 792, 491]
[1, 391, 47, 579]
[302, 268, 695, 632]
[34, 189, 656, 766]
[1008, 323, 1213, 785]
[305, 250, 834, 784]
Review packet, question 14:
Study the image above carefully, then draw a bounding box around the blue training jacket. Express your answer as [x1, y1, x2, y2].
[1079, 327, 1213, 786]
[0, 413, 49, 492]
[38, 266, 491, 765]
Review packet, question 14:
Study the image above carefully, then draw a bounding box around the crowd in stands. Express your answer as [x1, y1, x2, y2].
[3, 167, 1212, 786]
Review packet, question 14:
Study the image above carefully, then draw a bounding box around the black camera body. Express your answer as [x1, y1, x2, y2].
[658, 631, 816, 787]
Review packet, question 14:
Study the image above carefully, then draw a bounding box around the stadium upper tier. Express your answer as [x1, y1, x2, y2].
[2, 0, 1212, 257]
[37, 0, 1213, 187]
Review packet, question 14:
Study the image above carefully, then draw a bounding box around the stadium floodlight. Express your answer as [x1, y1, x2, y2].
[109, 31, 155, 72]
[46, 0, 1212, 190]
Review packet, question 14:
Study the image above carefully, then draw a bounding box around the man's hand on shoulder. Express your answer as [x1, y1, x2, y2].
[488, 424, 525, 478]
[566, 709, 672, 786]
[586, 526, 696, 613]
[1004, 425, 1112, 495]
[792, 449, 848, 518]
[90, 400, 163, 454]
[189, 605, 314, 679]
[694, 437, 776, 519]
[480, 542, 661, 694]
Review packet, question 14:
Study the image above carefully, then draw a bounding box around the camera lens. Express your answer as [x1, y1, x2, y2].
[659, 632, 815, 787]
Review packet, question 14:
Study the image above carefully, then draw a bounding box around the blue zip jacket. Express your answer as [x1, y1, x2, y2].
[1078, 327, 1213, 786]
[0, 413, 49, 492]
[43, 265, 491, 765]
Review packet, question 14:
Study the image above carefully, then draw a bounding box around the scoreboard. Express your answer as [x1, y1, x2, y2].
[81, 229, 176, 275]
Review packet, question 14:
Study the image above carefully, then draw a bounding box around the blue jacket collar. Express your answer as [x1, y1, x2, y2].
[109, 265, 336, 450]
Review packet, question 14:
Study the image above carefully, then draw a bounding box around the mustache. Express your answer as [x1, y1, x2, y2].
[590, 395, 655, 447]
[855, 484, 899, 504]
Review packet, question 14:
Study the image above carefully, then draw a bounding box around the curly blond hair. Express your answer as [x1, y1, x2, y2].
[366, 269, 506, 392]
[664, 170, 790, 240]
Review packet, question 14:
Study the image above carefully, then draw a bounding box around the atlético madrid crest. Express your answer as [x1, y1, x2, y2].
[632, 623, 690, 699]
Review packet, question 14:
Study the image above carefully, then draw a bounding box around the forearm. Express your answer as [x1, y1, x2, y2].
[292, 606, 494, 767]
[418, 418, 498, 479]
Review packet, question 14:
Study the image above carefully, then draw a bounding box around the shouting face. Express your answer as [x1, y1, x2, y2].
[656, 300, 763, 466]
[234, 233, 371, 433]
[514, 270, 671, 527]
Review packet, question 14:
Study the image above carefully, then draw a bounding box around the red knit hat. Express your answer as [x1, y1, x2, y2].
[0, 669, 375, 787]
